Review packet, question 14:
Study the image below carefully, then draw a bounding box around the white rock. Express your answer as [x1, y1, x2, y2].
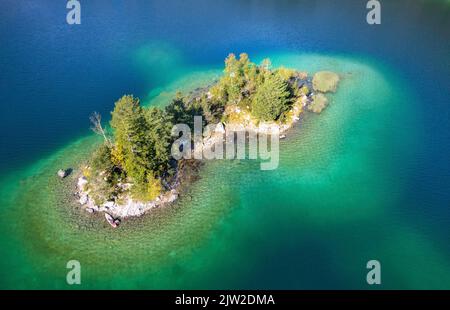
[215, 123, 226, 134]
[79, 195, 88, 205]
[167, 192, 178, 203]
[57, 169, 67, 178]
[77, 177, 88, 190]
[103, 201, 115, 208]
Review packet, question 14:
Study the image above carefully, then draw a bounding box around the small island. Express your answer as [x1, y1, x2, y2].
[75, 53, 340, 226]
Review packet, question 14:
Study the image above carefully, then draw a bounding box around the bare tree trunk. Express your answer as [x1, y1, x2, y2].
[90, 112, 113, 147]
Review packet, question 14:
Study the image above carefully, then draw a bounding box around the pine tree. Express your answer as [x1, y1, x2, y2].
[165, 92, 190, 125]
[223, 53, 245, 103]
[145, 107, 174, 177]
[110, 95, 153, 189]
[251, 73, 290, 121]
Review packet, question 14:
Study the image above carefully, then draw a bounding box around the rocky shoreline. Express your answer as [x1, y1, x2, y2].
[76, 175, 179, 219]
[73, 70, 339, 226]
[75, 95, 305, 221]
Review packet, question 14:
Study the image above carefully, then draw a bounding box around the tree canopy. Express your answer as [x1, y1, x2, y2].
[86, 95, 175, 202]
[251, 73, 290, 121]
[86, 53, 305, 204]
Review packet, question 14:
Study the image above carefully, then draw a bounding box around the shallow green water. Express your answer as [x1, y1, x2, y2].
[0, 53, 449, 289]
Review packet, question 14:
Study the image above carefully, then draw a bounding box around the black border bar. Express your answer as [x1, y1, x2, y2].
[1, 290, 449, 307]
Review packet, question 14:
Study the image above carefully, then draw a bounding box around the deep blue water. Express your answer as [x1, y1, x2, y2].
[0, 0, 449, 288]
[1, 0, 449, 175]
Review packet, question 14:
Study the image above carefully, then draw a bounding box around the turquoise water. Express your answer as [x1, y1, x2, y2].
[0, 1, 449, 289]
[0, 53, 448, 289]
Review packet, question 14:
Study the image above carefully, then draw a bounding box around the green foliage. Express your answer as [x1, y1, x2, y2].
[223, 53, 245, 103]
[165, 92, 205, 129]
[199, 95, 224, 123]
[165, 92, 190, 125]
[145, 107, 174, 176]
[92, 94, 173, 200]
[88, 144, 123, 205]
[110, 95, 151, 184]
[90, 144, 114, 174]
[86, 53, 311, 204]
[251, 73, 291, 121]
[300, 85, 310, 96]
[209, 81, 228, 103]
[220, 53, 262, 104]
[276, 67, 296, 82]
[130, 172, 162, 202]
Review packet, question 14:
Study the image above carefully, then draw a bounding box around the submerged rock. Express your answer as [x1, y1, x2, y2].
[309, 93, 329, 114]
[312, 71, 340, 93]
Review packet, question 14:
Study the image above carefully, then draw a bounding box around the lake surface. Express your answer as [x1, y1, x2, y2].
[0, 0, 449, 289]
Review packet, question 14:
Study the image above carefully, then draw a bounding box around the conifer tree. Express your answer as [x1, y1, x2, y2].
[251, 73, 290, 121]
[110, 95, 155, 194]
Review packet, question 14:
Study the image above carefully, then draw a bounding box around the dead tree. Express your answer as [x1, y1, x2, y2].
[90, 112, 113, 147]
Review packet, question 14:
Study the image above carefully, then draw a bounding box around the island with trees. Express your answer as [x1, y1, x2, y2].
[74, 53, 340, 227]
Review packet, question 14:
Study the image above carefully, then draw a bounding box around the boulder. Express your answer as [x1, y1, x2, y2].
[167, 191, 179, 203]
[57, 169, 68, 179]
[79, 194, 88, 205]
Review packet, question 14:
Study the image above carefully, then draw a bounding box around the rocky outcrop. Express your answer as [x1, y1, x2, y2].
[224, 93, 307, 137]
[76, 174, 180, 220]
